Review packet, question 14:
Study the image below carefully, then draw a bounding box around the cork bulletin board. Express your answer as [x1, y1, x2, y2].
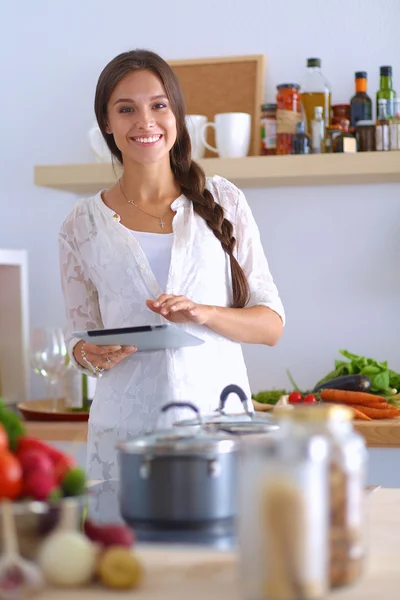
[168, 55, 265, 157]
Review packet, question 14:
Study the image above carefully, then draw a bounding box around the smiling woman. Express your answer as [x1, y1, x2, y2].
[58, 49, 285, 481]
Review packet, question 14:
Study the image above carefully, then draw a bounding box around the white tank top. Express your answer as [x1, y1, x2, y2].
[131, 230, 173, 292]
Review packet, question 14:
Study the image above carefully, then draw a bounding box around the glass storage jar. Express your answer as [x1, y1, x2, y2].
[275, 405, 368, 590]
[238, 428, 329, 600]
[332, 104, 351, 126]
[356, 120, 376, 151]
[276, 84, 302, 155]
[260, 103, 277, 155]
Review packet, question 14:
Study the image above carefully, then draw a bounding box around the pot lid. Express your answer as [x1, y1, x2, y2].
[118, 429, 237, 456]
[210, 421, 280, 436]
[118, 401, 237, 456]
[174, 384, 278, 431]
[176, 411, 277, 428]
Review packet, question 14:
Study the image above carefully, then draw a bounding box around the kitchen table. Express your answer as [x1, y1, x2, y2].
[22, 419, 400, 447]
[35, 487, 400, 599]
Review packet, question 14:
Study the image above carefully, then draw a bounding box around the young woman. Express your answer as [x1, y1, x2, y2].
[59, 49, 285, 480]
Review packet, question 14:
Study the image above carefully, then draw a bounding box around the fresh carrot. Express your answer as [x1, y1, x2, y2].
[350, 407, 372, 421]
[349, 405, 400, 420]
[320, 389, 388, 406]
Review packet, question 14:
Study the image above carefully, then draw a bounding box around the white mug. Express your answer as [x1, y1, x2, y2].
[200, 112, 251, 158]
[88, 123, 113, 162]
[185, 114, 207, 160]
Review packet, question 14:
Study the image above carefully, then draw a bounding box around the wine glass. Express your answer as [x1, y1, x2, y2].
[30, 327, 67, 412]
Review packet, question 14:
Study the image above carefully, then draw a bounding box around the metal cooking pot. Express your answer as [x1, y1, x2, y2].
[174, 384, 279, 436]
[118, 402, 238, 528]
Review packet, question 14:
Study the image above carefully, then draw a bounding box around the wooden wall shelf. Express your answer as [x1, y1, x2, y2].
[34, 152, 400, 194]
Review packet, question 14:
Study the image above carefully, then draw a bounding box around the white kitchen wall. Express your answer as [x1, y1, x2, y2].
[1, 0, 399, 398]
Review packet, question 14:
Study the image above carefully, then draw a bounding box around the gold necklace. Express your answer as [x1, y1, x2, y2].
[119, 180, 172, 229]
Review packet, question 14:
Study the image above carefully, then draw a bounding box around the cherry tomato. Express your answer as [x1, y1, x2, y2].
[0, 450, 23, 500]
[0, 423, 8, 452]
[304, 394, 318, 404]
[288, 391, 303, 404]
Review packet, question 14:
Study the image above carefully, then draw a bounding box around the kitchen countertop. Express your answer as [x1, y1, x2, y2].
[37, 487, 400, 599]
[23, 418, 400, 448]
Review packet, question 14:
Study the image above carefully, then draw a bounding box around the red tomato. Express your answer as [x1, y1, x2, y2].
[0, 451, 23, 500]
[0, 424, 8, 452]
[304, 394, 318, 404]
[288, 391, 303, 404]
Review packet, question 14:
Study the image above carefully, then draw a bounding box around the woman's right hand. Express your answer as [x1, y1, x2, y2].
[73, 340, 137, 373]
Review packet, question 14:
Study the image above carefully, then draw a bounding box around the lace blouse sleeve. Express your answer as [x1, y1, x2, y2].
[59, 230, 104, 371]
[234, 188, 285, 324]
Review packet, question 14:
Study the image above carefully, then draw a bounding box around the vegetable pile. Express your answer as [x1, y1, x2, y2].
[0, 399, 85, 501]
[252, 349, 400, 421]
[0, 398, 144, 592]
[315, 350, 399, 396]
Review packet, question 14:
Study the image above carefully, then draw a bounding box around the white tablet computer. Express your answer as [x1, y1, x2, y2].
[72, 324, 204, 352]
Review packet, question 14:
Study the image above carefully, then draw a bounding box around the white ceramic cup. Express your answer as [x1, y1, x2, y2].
[200, 112, 251, 158]
[88, 123, 113, 162]
[185, 114, 208, 160]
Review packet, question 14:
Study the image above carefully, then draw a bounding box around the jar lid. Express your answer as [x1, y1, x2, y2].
[275, 403, 353, 423]
[277, 83, 300, 91]
[261, 103, 277, 111]
[332, 104, 350, 109]
[240, 428, 329, 462]
[356, 120, 375, 126]
[307, 58, 321, 68]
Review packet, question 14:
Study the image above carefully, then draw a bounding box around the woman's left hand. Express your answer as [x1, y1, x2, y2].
[146, 295, 212, 325]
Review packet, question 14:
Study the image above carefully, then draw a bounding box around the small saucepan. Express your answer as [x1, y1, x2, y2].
[118, 402, 239, 528]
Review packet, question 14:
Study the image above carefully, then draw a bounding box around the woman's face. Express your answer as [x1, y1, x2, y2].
[106, 70, 177, 166]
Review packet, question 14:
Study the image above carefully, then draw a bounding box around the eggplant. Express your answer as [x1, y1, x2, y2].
[313, 374, 371, 393]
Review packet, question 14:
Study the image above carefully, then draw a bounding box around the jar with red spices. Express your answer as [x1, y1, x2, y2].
[331, 104, 350, 126]
[276, 84, 302, 155]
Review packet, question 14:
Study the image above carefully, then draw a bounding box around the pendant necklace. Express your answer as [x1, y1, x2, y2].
[119, 180, 171, 229]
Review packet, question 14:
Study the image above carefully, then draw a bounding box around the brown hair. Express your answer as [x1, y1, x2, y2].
[94, 49, 249, 308]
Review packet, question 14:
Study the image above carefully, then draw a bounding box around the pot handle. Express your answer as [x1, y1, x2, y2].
[161, 401, 204, 424]
[219, 384, 251, 415]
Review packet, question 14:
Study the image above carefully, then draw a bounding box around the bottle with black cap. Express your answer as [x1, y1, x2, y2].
[350, 72, 372, 130]
[376, 66, 396, 119]
[300, 57, 331, 135]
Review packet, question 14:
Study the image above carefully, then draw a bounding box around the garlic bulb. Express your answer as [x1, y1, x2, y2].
[38, 530, 98, 587]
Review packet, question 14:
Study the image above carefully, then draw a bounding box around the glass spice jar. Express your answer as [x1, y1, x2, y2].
[276, 84, 301, 155]
[324, 124, 343, 153]
[260, 103, 277, 155]
[275, 405, 368, 590]
[331, 104, 351, 126]
[356, 120, 376, 152]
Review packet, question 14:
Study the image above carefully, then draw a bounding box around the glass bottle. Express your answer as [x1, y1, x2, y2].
[300, 58, 331, 134]
[274, 405, 367, 590]
[332, 119, 357, 153]
[389, 98, 400, 151]
[376, 66, 396, 119]
[62, 359, 83, 409]
[292, 121, 310, 154]
[376, 99, 390, 151]
[238, 428, 329, 600]
[350, 71, 372, 130]
[311, 106, 325, 153]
